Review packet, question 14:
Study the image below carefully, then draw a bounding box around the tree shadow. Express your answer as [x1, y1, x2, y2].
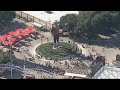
[70, 32, 120, 49]
[3, 69, 22, 79]
[0, 21, 27, 35]
[12, 57, 65, 75]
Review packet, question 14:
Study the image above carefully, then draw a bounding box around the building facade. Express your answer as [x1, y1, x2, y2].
[16, 11, 53, 30]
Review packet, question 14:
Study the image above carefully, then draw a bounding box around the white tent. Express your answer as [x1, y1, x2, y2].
[32, 22, 45, 28]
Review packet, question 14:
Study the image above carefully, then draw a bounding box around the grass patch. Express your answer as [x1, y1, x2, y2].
[36, 42, 79, 61]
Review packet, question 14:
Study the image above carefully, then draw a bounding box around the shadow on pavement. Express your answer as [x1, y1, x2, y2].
[70, 33, 120, 49]
[12, 57, 64, 74]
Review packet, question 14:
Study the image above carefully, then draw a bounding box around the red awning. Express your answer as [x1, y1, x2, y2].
[31, 29, 34, 32]
[7, 36, 11, 40]
[14, 35, 22, 38]
[2, 34, 10, 39]
[8, 38, 16, 42]
[20, 31, 28, 36]
[0, 38, 5, 42]
[4, 41, 13, 45]
[26, 30, 31, 34]
[26, 29, 33, 34]
[27, 26, 33, 30]
[16, 28, 24, 33]
[8, 31, 16, 35]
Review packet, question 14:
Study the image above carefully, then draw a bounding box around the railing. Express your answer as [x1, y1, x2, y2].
[16, 11, 52, 30]
[0, 63, 56, 79]
[0, 64, 24, 72]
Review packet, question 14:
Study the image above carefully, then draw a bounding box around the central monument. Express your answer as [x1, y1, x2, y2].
[51, 24, 60, 49]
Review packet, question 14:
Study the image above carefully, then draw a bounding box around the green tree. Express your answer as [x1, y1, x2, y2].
[75, 11, 97, 38]
[60, 11, 120, 39]
[0, 11, 16, 29]
[60, 14, 78, 36]
[90, 11, 120, 35]
[0, 50, 10, 64]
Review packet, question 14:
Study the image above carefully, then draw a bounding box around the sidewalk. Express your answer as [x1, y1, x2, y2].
[11, 31, 120, 78]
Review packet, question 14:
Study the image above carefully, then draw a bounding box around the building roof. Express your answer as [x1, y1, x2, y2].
[22, 11, 79, 24]
[92, 66, 120, 79]
[64, 72, 87, 77]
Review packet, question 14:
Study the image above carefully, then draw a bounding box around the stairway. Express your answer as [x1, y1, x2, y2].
[66, 66, 89, 75]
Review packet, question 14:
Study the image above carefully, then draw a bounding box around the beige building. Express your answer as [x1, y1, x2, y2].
[16, 11, 79, 30]
[16, 11, 52, 30]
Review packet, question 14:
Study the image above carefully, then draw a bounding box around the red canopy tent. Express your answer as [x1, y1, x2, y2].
[8, 38, 16, 42]
[4, 41, 13, 45]
[16, 28, 24, 33]
[14, 35, 22, 39]
[31, 29, 34, 33]
[0, 38, 5, 42]
[26, 29, 34, 34]
[2, 34, 10, 39]
[8, 31, 16, 35]
[19, 31, 28, 36]
[27, 26, 33, 30]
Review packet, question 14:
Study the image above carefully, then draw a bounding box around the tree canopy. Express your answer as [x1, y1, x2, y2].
[0, 50, 10, 64]
[0, 11, 16, 29]
[60, 11, 120, 39]
[60, 14, 78, 36]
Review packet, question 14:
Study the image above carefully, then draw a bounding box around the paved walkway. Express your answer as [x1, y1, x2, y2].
[11, 32, 91, 78]
[1, 30, 119, 78]
[12, 32, 120, 78]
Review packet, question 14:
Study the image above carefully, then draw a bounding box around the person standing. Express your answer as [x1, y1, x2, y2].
[47, 37, 49, 43]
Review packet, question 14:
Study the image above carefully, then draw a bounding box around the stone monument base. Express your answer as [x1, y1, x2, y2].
[53, 46, 57, 49]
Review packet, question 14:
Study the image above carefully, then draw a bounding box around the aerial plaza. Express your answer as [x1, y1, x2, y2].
[1, 11, 120, 79]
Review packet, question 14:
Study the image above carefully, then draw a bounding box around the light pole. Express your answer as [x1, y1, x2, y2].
[9, 44, 13, 79]
[23, 61, 26, 76]
[22, 49, 27, 79]
[23, 59, 26, 70]
[10, 64, 13, 79]
[23, 49, 26, 70]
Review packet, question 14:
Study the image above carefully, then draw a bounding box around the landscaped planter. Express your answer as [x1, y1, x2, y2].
[36, 42, 79, 61]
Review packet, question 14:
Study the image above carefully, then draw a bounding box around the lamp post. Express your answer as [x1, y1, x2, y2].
[9, 44, 13, 79]
[22, 49, 27, 79]
[23, 49, 26, 70]
[23, 60, 26, 70]
[10, 64, 13, 79]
